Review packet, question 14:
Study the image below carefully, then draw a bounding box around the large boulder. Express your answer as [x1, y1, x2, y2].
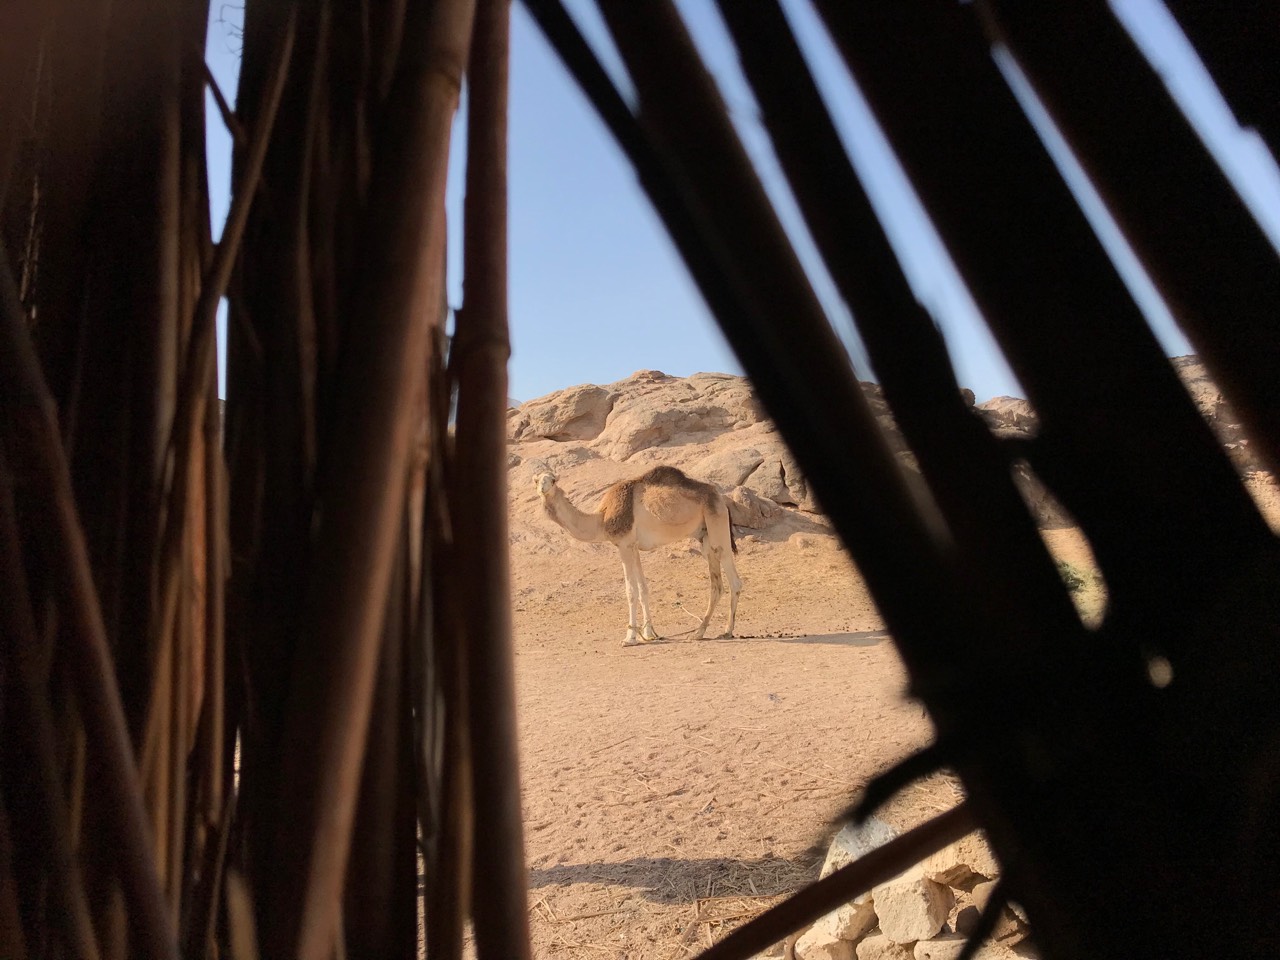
[747, 458, 796, 506]
[780, 446, 817, 511]
[1171, 355, 1259, 469]
[975, 396, 1037, 439]
[726, 485, 782, 530]
[511, 384, 615, 442]
[694, 447, 766, 489]
[598, 372, 763, 459]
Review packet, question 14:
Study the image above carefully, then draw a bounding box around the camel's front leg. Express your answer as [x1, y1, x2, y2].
[624, 545, 659, 641]
[619, 548, 643, 646]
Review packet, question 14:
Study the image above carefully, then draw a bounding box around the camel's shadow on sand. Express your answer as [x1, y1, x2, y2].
[630, 630, 889, 648]
[706, 630, 890, 647]
[528, 855, 813, 904]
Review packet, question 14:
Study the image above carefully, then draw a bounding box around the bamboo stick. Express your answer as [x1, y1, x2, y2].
[148, 628, 173, 888]
[96, 0, 185, 746]
[13, 0, 111, 436]
[0, 245, 177, 958]
[0, 0, 47, 212]
[0, 802, 29, 960]
[1163, 1, 1280, 163]
[0, 448, 102, 960]
[195, 792, 237, 960]
[168, 548, 192, 916]
[262, 2, 476, 956]
[202, 376, 226, 829]
[529, 0, 963, 678]
[425, 533, 475, 960]
[589, 0, 968, 689]
[343, 533, 417, 960]
[451, 2, 530, 958]
[136, 19, 294, 883]
[154, 3, 297, 616]
[422, 326, 474, 960]
[713, 0, 1083, 700]
[810, 1, 1272, 618]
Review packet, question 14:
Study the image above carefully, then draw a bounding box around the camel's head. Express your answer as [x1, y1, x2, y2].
[535, 472, 558, 498]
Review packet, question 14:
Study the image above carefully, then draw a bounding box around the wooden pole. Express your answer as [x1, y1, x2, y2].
[452, 2, 531, 958]
[262, 2, 475, 956]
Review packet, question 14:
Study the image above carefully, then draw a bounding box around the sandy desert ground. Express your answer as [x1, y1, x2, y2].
[502, 486, 1190, 958]
[494, 369, 1279, 959]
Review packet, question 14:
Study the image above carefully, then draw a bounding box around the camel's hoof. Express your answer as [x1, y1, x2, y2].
[716, 631, 734, 640]
[622, 637, 642, 647]
[641, 628, 660, 642]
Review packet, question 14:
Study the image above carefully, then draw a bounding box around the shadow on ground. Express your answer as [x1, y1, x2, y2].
[528, 855, 815, 904]
[705, 630, 890, 647]
[735, 510, 835, 543]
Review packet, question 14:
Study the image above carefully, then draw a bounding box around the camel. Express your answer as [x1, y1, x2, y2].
[535, 465, 743, 646]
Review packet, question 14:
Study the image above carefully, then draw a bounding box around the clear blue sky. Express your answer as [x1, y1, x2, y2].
[206, 0, 1280, 405]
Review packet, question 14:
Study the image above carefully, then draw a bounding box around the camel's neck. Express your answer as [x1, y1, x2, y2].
[543, 488, 608, 543]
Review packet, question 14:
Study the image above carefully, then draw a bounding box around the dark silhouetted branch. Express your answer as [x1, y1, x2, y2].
[976, 0, 1280, 477]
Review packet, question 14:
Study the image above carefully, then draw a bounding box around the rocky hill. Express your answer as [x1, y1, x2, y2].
[507, 358, 1270, 541]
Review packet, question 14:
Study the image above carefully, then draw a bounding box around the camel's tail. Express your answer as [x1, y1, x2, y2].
[728, 511, 738, 554]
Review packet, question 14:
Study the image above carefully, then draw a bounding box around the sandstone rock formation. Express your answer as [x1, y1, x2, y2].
[508, 371, 824, 547]
[508, 358, 1270, 545]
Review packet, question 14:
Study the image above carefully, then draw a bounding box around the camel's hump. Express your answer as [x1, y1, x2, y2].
[602, 466, 722, 539]
[638, 465, 691, 485]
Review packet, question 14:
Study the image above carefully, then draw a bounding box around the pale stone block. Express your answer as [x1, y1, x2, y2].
[913, 934, 967, 960]
[922, 832, 1000, 890]
[968, 881, 1024, 942]
[821, 818, 899, 879]
[913, 934, 1021, 960]
[873, 873, 953, 944]
[911, 942, 1018, 960]
[795, 924, 857, 960]
[954, 905, 980, 937]
[856, 931, 914, 960]
[813, 900, 878, 944]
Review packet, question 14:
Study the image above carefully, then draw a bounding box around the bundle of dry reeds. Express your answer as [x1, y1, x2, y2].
[2, 0, 527, 957]
[3, 2, 1279, 959]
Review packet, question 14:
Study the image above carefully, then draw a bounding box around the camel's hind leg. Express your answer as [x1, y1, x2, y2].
[693, 534, 724, 640]
[719, 547, 743, 639]
[706, 507, 743, 639]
